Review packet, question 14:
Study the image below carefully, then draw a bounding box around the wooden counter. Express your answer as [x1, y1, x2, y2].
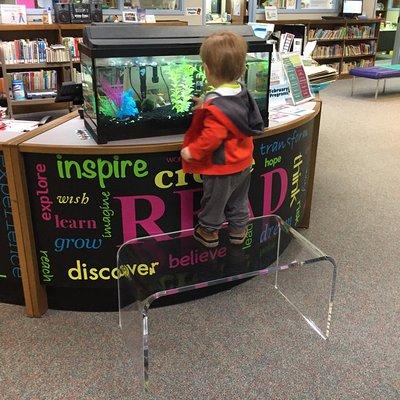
[0, 121, 39, 307]
[5, 101, 321, 315]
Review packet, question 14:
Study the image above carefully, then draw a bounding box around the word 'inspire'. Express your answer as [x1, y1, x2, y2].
[56, 155, 148, 189]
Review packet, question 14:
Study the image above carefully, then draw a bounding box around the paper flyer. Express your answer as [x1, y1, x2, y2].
[281, 53, 314, 105]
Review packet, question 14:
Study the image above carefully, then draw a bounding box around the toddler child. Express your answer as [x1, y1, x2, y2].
[181, 31, 264, 248]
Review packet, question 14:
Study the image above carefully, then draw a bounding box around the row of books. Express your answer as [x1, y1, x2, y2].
[62, 37, 83, 62]
[344, 43, 376, 56]
[308, 25, 377, 40]
[72, 67, 82, 84]
[10, 70, 57, 94]
[347, 25, 376, 39]
[46, 45, 70, 63]
[342, 59, 374, 74]
[1, 40, 70, 64]
[312, 45, 343, 59]
[309, 27, 347, 40]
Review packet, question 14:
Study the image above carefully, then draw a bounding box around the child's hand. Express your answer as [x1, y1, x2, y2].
[192, 96, 203, 110]
[181, 147, 193, 162]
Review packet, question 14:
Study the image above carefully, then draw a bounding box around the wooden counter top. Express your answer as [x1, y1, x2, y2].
[12, 101, 321, 154]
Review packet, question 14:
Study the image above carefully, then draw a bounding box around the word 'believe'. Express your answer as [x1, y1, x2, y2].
[169, 247, 227, 268]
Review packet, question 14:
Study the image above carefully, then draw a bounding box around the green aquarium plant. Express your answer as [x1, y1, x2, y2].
[164, 60, 197, 113]
[98, 96, 118, 117]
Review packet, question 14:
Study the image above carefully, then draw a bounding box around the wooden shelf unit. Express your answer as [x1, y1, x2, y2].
[0, 21, 188, 117]
[4, 62, 72, 70]
[257, 18, 381, 76]
[11, 97, 57, 105]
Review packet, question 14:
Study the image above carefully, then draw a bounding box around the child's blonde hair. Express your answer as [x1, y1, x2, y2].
[200, 31, 247, 82]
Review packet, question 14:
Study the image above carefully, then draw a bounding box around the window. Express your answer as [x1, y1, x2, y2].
[300, 0, 335, 9]
[21, 0, 183, 14]
[257, 0, 337, 12]
[258, 0, 296, 9]
[123, 0, 180, 10]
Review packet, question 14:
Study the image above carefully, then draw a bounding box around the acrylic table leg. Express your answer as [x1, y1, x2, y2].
[383, 79, 387, 94]
[351, 76, 355, 96]
[143, 309, 150, 392]
[375, 79, 380, 100]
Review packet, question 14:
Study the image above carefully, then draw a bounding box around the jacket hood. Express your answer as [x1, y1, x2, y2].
[206, 86, 265, 137]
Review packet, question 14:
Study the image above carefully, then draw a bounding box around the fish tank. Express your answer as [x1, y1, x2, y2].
[80, 25, 272, 144]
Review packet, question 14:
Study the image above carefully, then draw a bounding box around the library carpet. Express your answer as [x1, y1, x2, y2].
[1, 78, 400, 399]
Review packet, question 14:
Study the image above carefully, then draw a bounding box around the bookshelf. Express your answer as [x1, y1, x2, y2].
[0, 24, 71, 117]
[257, 18, 381, 77]
[0, 21, 188, 117]
[0, 39, 74, 118]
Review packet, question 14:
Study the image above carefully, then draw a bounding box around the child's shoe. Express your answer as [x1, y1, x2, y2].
[194, 225, 219, 248]
[228, 226, 247, 245]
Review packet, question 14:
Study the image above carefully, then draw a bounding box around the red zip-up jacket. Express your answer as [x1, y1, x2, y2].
[182, 86, 264, 175]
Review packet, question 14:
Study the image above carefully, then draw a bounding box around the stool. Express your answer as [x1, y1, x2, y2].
[350, 66, 400, 99]
[117, 214, 338, 395]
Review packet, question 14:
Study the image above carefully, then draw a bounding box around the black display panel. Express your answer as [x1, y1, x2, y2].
[0, 152, 24, 305]
[24, 121, 315, 310]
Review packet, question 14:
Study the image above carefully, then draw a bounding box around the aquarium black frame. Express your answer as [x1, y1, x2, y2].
[79, 25, 272, 144]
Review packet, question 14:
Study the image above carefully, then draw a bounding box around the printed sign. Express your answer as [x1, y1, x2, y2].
[24, 123, 315, 307]
[269, 83, 290, 108]
[186, 7, 202, 16]
[0, 4, 27, 24]
[0, 152, 23, 304]
[281, 53, 314, 105]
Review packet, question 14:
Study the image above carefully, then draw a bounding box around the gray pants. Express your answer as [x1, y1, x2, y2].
[199, 167, 251, 231]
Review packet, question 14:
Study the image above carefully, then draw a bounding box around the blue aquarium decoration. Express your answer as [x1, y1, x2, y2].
[117, 90, 139, 119]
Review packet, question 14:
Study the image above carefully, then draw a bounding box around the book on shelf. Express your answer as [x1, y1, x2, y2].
[344, 42, 376, 56]
[1, 40, 70, 64]
[62, 37, 83, 62]
[347, 24, 376, 39]
[312, 45, 343, 58]
[10, 70, 57, 98]
[308, 27, 347, 40]
[342, 59, 374, 74]
[45, 45, 70, 63]
[71, 67, 82, 84]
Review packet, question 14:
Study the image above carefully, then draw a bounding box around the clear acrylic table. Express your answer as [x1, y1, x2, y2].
[117, 214, 337, 396]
